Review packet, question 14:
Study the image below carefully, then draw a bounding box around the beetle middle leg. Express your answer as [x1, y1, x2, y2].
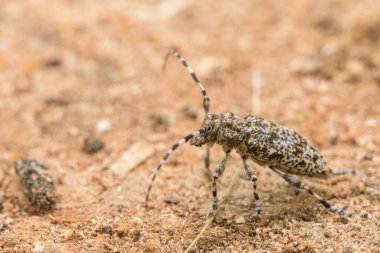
[242, 155, 261, 219]
[209, 150, 231, 217]
[269, 166, 351, 216]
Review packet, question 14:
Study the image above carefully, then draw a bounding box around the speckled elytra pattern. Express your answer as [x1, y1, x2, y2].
[243, 115, 328, 178]
[146, 50, 351, 218]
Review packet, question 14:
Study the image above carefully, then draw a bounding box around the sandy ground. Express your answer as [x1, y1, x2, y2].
[0, 0, 379, 252]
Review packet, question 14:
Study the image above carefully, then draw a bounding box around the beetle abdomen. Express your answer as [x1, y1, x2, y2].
[243, 115, 330, 178]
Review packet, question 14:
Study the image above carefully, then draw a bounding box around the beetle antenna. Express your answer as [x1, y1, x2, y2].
[145, 130, 201, 207]
[163, 49, 210, 116]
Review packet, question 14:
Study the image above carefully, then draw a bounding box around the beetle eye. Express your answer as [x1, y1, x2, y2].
[205, 125, 212, 132]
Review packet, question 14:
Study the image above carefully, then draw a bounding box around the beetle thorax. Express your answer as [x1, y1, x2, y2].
[191, 112, 246, 150]
[216, 113, 246, 149]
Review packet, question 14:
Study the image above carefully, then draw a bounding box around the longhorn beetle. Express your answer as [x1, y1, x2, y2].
[145, 49, 351, 218]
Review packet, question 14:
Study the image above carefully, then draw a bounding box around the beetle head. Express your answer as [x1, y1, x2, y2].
[191, 113, 220, 147]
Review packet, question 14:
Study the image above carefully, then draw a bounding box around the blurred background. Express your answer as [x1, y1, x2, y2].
[0, 0, 379, 252]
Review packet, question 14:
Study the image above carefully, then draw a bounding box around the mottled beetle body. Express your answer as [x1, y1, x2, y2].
[146, 50, 350, 218]
[193, 113, 329, 178]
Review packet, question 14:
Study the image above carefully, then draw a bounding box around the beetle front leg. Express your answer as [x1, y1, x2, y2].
[203, 148, 211, 180]
[209, 150, 230, 217]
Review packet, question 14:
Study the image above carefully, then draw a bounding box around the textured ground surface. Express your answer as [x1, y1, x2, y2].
[0, 0, 379, 252]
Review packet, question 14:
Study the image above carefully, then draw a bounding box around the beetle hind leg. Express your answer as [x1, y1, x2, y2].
[329, 168, 355, 176]
[269, 166, 351, 216]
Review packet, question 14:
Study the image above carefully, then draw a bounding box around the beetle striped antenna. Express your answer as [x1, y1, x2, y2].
[145, 130, 201, 207]
[163, 49, 211, 116]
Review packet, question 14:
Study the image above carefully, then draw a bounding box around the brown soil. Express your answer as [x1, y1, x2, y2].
[0, 1, 379, 252]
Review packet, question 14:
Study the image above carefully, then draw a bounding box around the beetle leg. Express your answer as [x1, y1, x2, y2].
[270, 166, 351, 216]
[242, 155, 261, 219]
[329, 168, 354, 176]
[203, 148, 211, 180]
[209, 150, 230, 217]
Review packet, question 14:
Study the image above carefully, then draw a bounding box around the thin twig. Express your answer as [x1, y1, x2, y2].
[184, 165, 242, 253]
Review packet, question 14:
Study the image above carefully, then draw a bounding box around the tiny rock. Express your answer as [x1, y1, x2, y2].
[132, 229, 141, 242]
[323, 231, 332, 238]
[32, 242, 44, 253]
[345, 60, 365, 81]
[360, 210, 369, 219]
[44, 57, 62, 68]
[150, 110, 170, 132]
[96, 119, 111, 133]
[235, 215, 245, 224]
[357, 181, 366, 193]
[115, 226, 129, 236]
[68, 127, 80, 136]
[164, 196, 180, 205]
[290, 57, 322, 75]
[182, 106, 198, 120]
[60, 229, 76, 241]
[82, 137, 105, 154]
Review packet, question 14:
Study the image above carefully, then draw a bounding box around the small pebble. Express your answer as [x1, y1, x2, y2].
[82, 137, 104, 154]
[163, 196, 180, 205]
[95, 224, 114, 235]
[235, 215, 245, 224]
[359, 210, 369, 219]
[0, 222, 8, 232]
[150, 110, 170, 132]
[60, 229, 76, 241]
[96, 119, 111, 133]
[68, 127, 80, 136]
[182, 106, 198, 120]
[323, 231, 332, 238]
[345, 60, 364, 81]
[132, 229, 141, 242]
[290, 57, 322, 75]
[44, 58, 62, 68]
[32, 242, 44, 253]
[115, 226, 128, 236]
[340, 216, 350, 224]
